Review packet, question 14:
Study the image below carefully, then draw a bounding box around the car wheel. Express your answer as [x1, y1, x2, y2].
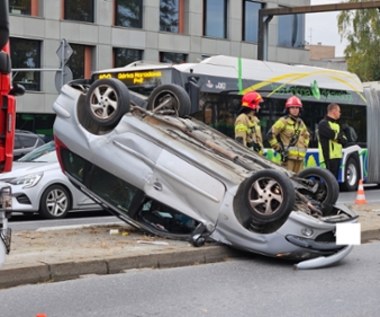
[39, 185, 72, 219]
[234, 169, 295, 233]
[297, 167, 339, 208]
[341, 156, 360, 192]
[85, 78, 130, 128]
[147, 84, 191, 117]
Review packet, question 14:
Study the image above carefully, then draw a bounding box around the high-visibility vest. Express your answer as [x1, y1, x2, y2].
[234, 113, 263, 149]
[318, 120, 343, 162]
[268, 116, 310, 160]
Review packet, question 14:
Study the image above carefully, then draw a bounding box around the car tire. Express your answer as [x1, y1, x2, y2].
[147, 84, 191, 117]
[297, 167, 339, 210]
[39, 184, 72, 219]
[234, 169, 295, 233]
[85, 78, 130, 128]
[341, 156, 360, 192]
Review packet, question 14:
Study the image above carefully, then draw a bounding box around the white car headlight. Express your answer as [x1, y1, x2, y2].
[8, 172, 43, 188]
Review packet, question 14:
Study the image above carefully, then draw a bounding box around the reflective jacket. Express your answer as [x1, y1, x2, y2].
[234, 112, 263, 154]
[318, 116, 344, 162]
[267, 115, 310, 160]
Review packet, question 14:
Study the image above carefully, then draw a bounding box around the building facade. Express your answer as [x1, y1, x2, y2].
[9, 0, 310, 136]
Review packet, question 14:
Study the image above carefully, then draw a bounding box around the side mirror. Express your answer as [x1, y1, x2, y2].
[10, 82, 25, 97]
[187, 76, 200, 113]
[0, 51, 11, 74]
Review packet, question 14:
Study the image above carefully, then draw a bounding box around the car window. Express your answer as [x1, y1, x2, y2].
[60, 148, 140, 215]
[90, 166, 139, 213]
[18, 141, 56, 162]
[19, 134, 38, 147]
[137, 199, 198, 234]
[14, 135, 21, 148]
[31, 151, 57, 163]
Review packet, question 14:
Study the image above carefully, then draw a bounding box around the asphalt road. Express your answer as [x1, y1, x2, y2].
[0, 240, 379, 317]
[339, 184, 380, 204]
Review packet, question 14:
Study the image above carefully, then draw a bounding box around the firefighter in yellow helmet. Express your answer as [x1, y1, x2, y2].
[234, 91, 264, 155]
[267, 96, 310, 173]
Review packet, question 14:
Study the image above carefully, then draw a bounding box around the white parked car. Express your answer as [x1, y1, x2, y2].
[0, 141, 102, 219]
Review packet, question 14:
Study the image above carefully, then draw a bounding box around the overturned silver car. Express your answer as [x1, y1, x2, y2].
[53, 78, 358, 269]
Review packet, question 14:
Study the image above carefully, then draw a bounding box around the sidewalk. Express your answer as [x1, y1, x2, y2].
[0, 203, 380, 289]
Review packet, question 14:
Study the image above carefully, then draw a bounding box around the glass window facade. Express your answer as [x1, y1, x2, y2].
[113, 48, 143, 67]
[115, 0, 143, 28]
[243, 0, 262, 43]
[278, 14, 305, 48]
[159, 52, 187, 63]
[10, 38, 41, 91]
[16, 113, 56, 139]
[67, 44, 92, 80]
[9, 0, 31, 15]
[160, 0, 179, 32]
[204, 0, 227, 38]
[64, 0, 94, 22]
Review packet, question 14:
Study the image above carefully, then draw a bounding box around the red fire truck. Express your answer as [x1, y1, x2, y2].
[0, 0, 24, 266]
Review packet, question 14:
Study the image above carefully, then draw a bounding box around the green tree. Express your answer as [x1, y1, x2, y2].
[337, 1, 380, 81]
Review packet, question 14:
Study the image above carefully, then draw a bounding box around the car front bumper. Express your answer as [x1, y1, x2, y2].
[293, 244, 354, 269]
[6, 193, 37, 212]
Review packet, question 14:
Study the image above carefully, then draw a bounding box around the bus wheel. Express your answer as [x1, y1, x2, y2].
[147, 84, 191, 117]
[342, 156, 360, 192]
[297, 167, 339, 210]
[85, 78, 130, 129]
[234, 170, 295, 233]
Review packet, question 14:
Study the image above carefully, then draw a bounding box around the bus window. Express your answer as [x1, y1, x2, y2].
[197, 92, 238, 139]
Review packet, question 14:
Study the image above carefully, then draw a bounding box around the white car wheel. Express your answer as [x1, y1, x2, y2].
[39, 185, 71, 219]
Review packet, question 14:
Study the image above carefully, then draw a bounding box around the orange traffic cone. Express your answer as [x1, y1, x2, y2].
[355, 179, 367, 205]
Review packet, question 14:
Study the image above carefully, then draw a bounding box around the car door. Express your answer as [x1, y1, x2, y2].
[145, 149, 226, 226]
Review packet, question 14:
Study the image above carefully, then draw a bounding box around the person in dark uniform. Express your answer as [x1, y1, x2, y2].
[317, 103, 347, 178]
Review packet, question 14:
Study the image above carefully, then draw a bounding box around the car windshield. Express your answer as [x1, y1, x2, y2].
[17, 141, 56, 162]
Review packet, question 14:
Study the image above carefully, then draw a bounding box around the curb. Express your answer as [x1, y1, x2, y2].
[361, 229, 380, 243]
[1, 220, 379, 289]
[0, 245, 240, 289]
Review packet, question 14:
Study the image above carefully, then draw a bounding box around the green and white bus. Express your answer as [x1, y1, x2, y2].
[92, 55, 379, 191]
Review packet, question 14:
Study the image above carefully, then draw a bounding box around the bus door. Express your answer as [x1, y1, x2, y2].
[193, 91, 240, 139]
[186, 75, 201, 114]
